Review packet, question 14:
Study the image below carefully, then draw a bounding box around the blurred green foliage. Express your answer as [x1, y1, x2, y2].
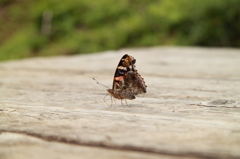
[0, 0, 239, 61]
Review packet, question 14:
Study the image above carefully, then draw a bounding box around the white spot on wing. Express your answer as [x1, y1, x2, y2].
[117, 66, 127, 70]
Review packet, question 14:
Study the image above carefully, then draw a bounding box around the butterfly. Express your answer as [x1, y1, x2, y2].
[94, 54, 147, 105]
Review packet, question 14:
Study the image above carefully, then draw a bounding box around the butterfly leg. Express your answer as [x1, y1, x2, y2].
[110, 96, 113, 107]
[121, 100, 123, 105]
[113, 97, 116, 105]
[125, 99, 129, 106]
[103, 93, 110, 106]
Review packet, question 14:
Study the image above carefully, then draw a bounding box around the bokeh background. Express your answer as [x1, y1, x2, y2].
[0, 0, 239, 61]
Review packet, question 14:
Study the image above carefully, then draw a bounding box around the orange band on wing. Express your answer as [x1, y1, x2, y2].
[114, 76, 123, 81]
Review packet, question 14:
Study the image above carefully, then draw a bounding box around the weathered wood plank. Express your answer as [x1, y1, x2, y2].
[0, 47, 240, 159]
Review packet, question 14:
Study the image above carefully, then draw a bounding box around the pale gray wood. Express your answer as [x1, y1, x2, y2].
[0, 47, 240, 159]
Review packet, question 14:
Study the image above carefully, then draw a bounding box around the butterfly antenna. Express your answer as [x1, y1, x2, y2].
[93, 78, 110, 89]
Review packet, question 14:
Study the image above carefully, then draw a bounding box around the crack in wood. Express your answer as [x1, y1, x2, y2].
[0, 130, 223, 159]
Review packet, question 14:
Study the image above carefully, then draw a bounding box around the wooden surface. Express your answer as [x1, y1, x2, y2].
[0, 47, 240, 159]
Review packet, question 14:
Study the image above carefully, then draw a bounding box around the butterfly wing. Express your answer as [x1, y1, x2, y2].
[109, 54, 146, 99]
[112, 54, 135, 90]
